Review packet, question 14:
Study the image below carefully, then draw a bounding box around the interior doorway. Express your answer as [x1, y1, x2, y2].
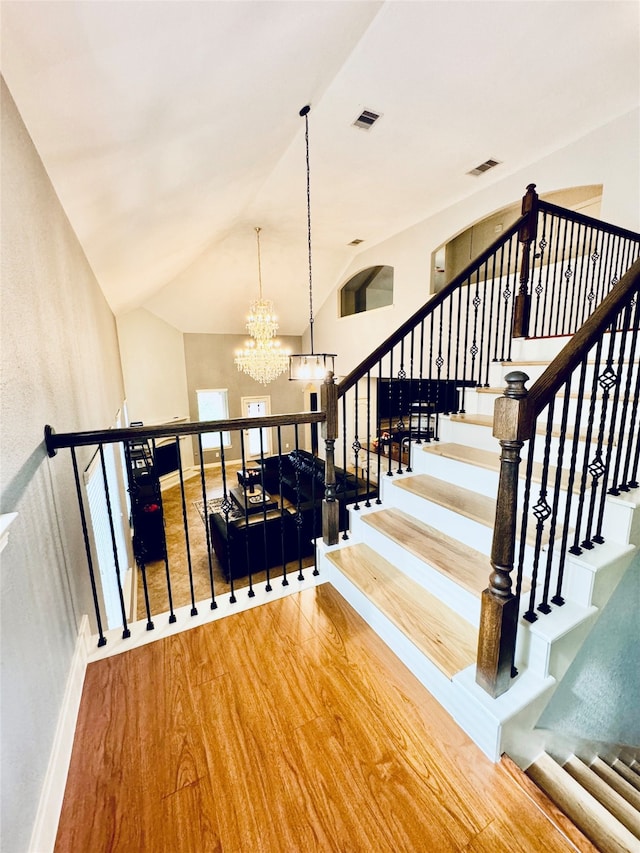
[241, 395, 272, 457]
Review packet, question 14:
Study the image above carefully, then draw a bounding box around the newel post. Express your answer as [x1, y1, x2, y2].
[321, 372, 340, 546]
[512, 183, 538, 338]
[476, 371, 530, 698]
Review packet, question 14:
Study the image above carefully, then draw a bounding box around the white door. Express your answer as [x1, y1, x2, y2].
[241, 396, 272, 457]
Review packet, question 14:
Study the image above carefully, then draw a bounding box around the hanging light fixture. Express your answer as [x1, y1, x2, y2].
[235, 227, 290, 385]
[289, 105, 336, 382]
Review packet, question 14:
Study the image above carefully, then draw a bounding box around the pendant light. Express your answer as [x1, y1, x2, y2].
[289, 105, 336, 381]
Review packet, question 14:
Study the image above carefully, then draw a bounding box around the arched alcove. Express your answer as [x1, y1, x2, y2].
[340, 265, 394, 317]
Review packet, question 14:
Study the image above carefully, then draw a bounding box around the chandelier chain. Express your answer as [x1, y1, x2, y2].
[304, 109, 315, 354]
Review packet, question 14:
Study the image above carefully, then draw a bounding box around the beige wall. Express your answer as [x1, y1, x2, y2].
[184, 332, 305, 463]
[0, 78, 126, 853]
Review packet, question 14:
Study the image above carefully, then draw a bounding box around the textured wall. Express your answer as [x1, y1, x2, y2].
[0, 78, 125, 852]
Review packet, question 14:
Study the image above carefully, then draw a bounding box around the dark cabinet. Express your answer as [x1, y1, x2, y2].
[126, 439, 166, 563]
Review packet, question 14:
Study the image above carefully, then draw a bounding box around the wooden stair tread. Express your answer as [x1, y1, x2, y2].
[362, 506, 490, 598]
[424, 442, 579, 494]
[394, 473, 496, 529]
[527, 752, 640, 853]
[590, 757, 640, 811]
[449, 412, 603, 443]
[393, 473, 568, 552]
[613, 759, 640, 792]
[564, 755, 640, 837]
[326, 542, 477, 678]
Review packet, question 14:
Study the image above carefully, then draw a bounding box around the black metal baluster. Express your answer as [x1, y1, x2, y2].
[490, 245, 502, 363]
[505, 234, 518, 361]
[572, 221, 589, 332]
[276, 427, 289, 587]
[257, 428, 272, 592]
[365, 370, 373, 506]
[340, 393, 350, 539]
[175, 436, 197, 616]
[293, 424, 306, 578]
[433, 307, 443, 437]
[593, 318, 628, 542]
[385, 349, 394, 477]
[71, 447, 108, 645]
[620, 300, 640, 490]
[582, 330, 617, 548]
[468, 269, 482, 401]
[556, 217, 571, 337]
[524, 402, 555, 622]
[460, 278, 471, 405]
[98, 445, 130, 638]
[531, 212, 547, 338]
[539, 383, 572, 614]
[564, 219, 577, 335]
[553, 357, 589, 605]
[396, 341, 406, 475]
[501, 238, 514, 361]
[238, 430, 255, 598]
[416, 319, 426, 444]
[352, 380, 362, 505]
[197, 435, 217, 610]
[608, 298, 639, 494]
[375, 360, 383, 500]
[150, 438, 176, 624]
[518, 437, 537, 618]
[218, 437, 236, 604]
[479, 259, 491, 387]
[568, 336, 604, 554]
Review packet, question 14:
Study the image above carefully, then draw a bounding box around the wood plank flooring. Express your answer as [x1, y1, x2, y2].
[57, 585, 579, 852]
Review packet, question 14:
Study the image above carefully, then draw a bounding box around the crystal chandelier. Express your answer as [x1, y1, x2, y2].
[235, 227, 289, 385]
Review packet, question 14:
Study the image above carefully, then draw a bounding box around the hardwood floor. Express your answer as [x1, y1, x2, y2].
[57, 585, 581, 852]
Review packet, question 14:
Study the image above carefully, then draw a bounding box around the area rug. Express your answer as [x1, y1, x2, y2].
[193, 497, 243, 525]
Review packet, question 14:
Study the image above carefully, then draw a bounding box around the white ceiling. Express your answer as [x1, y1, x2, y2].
[2, 1, 639, 335]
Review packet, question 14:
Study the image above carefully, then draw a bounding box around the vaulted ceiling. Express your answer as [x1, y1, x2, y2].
[2, 1, 638, 335]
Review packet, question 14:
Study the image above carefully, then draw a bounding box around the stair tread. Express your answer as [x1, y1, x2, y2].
[424, 442, 579, 494]
[394, 473, 496, 528]
[613, 759, 640, 792]
[527, 752, 640, 853]
[449, 412, 602, 442]
[362, 506, 490, 598]
[590, 757, 640, 811]
[326, 542, 477, 678]
[564, 755, 640, 837]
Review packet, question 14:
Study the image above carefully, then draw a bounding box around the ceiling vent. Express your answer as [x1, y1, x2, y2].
[353, 109, 381, 130]
[467, 158, 501, 177]
[348, 238, 364, 246]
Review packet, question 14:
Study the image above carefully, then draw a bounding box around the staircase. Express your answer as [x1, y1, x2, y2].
[318, 338, 639, 769]
[526, 751, 640, 852]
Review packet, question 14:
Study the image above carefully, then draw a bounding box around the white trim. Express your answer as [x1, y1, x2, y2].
[0, 512, 18, 554]
[29, 616, 92, 853]
[87, 571, 326, 663]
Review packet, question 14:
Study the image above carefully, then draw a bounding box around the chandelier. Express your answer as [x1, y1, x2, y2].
[235, 227, 289, 385]
[289, 105, 336, 381]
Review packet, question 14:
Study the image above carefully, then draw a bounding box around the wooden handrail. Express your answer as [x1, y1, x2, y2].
[45, 410, 325, 456]
[538, 199, 640, 242]
[520, 257, 640, 439]
[337, 214, 527, 397]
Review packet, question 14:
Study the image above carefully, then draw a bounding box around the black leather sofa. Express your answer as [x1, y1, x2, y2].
[208, 450, 375, 581]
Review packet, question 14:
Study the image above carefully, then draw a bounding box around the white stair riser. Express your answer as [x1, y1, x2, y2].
[564, 543, 636, 609]
[358, 520, 481, 626]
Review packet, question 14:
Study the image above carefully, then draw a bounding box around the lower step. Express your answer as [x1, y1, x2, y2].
[324, 542, 477, 679]
[526, 752, 640, 853]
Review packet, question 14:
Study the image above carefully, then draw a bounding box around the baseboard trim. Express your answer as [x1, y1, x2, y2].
[29, 615, 91, 853]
